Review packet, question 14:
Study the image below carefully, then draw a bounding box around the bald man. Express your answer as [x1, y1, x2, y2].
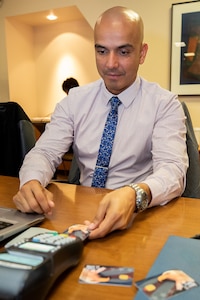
[13, 7, 188, 239]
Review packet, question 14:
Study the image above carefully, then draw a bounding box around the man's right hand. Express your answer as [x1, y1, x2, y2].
[13, 180, 54, 215]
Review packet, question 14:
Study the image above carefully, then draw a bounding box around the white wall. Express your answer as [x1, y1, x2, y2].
[5, 19, 38, 115]
[5, 8, 99, 117]
[33, 19, 98, 116]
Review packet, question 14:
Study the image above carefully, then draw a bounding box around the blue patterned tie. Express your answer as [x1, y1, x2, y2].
[91, 96, 121, 187]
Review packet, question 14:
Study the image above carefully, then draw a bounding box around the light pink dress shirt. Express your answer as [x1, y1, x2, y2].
[20, 77, 188, 206]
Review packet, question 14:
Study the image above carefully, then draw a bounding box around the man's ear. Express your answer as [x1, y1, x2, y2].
[139, 43, 148, 65]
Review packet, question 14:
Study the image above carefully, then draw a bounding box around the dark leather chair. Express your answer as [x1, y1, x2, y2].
[53, 154, 80, 185]
[67, 155, 80, 185]
[0, 102, 36, 177]
[181, 102, 200, 198]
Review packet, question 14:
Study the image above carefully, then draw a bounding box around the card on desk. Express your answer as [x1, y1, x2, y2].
[79, 264, 134, 286]
[134, 235, 200, 300]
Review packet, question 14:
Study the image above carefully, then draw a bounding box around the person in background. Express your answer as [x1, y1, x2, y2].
[62, 77, 79, 94]
[13, 6, 188, 240]
[62, 77, 79, 155]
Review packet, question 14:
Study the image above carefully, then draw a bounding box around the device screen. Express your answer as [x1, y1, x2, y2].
[19, 242, 55, 253]
[0, 253, 43, 267]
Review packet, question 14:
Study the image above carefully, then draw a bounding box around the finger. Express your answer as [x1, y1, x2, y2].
[84, 220, 91, 226]
[86, 199, 109, 231]
[84, 219, 112, 239]
[88, 224, 114, 239]
[45, 189, 55, 208]
[14, 188, 46, 214]
[40, 187, 55, 213]
[88, 215, 119, 239]
[13, 182, 54, 215]
[88, 203, 134, 239]
[13, 191, 36, 213]
[30, 186, 54, 215]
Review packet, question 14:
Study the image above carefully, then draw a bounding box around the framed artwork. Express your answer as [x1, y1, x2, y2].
[170, 1, 200, 95]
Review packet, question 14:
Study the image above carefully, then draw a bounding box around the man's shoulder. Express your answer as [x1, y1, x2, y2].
[58, 78, 104, 111]
[140, 77, 175, 98]
[69, 78, 103, 97]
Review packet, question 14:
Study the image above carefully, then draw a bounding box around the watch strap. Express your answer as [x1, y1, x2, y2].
[127, 184, 149, 213]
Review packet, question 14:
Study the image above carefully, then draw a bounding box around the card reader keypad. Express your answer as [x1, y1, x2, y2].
[31, 232, 76, 246]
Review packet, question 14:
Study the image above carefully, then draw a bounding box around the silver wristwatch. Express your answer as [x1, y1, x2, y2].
[128, 184, 149, 213]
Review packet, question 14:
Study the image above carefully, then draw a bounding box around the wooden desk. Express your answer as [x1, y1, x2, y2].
[1, 176, 200, 300]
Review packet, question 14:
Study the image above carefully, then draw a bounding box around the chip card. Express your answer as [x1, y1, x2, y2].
[135, 270, 198, 299]
[79, 264, 134, 286]
[64, 224, 90, 241]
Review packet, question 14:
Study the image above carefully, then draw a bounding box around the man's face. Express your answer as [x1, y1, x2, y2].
[94, 20, 148, 95]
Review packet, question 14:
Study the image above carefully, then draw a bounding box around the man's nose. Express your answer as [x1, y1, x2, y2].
[106, 52, 119, 69]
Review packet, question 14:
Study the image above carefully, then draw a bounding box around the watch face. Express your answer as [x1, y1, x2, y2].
[128, 184, 149, 213]
[141, 198, 149, 210]
[136, 190, 148, 212]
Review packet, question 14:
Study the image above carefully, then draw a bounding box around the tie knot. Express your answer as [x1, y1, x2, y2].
[110, 96, 121, 109]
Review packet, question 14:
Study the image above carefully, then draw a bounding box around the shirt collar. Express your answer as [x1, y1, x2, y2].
[102, 77, 141, 108]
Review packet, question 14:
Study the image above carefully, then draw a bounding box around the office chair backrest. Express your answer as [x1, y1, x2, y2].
[67, 155, 80, 185]
[181, 102, 200, 198]
[18, 119, 36, 159]
[0, 102, 36, 177]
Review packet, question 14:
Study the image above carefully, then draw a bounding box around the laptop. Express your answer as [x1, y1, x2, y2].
[0, 207, 45, 242]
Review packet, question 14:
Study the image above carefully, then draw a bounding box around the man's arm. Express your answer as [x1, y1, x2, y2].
[19, 99, 73, 188]
[13, 99, 73, 214]
[86, 100, 188, 239]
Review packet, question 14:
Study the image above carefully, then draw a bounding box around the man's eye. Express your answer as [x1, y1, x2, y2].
[119, 49, 129, 56]
[96, 48, 107, 55]
[98, 50, 105, 54]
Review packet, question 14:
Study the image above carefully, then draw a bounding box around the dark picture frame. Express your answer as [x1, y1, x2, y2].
[170, 1, 200, 95]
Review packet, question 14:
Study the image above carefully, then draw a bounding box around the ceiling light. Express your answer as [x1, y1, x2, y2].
[46, 11, 58, 21]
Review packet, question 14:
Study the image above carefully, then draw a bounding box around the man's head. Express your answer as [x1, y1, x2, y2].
[62, 77, 79, 94]
[94, 6, 148, 95]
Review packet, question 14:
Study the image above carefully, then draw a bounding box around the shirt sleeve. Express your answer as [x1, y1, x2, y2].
[19, 98, 73, 187]
[142, 97, 188, 206]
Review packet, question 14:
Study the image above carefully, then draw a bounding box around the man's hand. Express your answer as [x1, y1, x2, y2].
[158, 270, 196, 291]
[13, 180, 54, 215]
[85, 186, 137, 239]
